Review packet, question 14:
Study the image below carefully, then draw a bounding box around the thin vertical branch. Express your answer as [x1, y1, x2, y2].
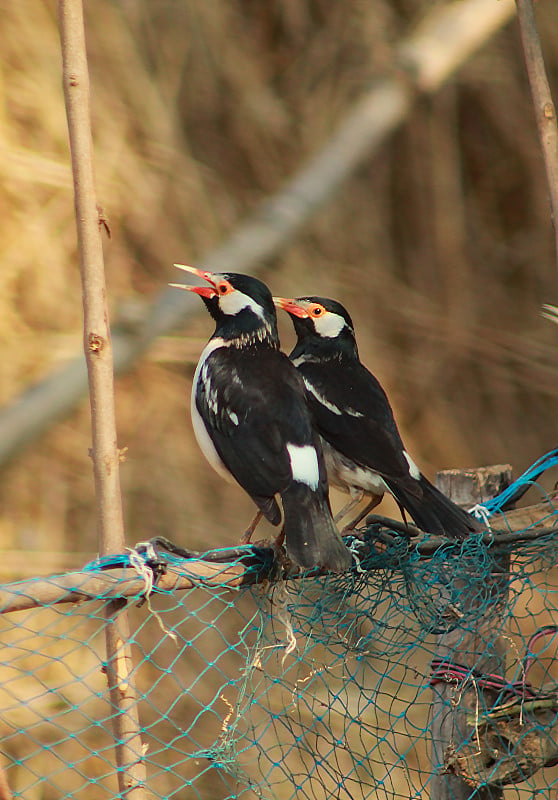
[57, 1, 147, 796]
[57, 7, 123, 552]
[515, 0, 558, 268]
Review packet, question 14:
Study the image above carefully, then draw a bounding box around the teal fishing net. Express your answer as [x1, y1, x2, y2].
[0, 463, 558, 799]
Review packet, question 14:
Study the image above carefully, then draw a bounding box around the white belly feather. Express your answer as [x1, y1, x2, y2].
[191, 338, 235, 484]
[322, 438, 388, 495]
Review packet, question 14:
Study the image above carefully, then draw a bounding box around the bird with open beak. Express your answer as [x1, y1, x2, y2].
[170, 267, 352, 572]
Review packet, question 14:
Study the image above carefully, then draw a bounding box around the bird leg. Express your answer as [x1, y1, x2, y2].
[343, 493, 383, 531]
[274, 526, 285, 550]
[239, 510, 263, 544]
[334, 490, 365, 524]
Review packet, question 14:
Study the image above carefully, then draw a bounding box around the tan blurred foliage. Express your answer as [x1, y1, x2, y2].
[0, 0, 558, 567]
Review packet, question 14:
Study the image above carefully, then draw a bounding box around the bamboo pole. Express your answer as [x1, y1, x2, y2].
[57, 2, 146, 795]
[0, 560, 251, 615]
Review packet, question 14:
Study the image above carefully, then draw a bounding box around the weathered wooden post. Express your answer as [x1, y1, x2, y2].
[430, 465, 513, 800]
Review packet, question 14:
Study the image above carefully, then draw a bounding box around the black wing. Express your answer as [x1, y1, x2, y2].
[196, 346, 327, 501]
[298, 359, 420, 489]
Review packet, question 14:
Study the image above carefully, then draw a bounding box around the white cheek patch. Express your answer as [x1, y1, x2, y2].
[286, 444, 320, 490]
[403, 450, 421, 480]
[313, 312, 346, 338]
[302, 378, 343, 415]
[220, 289, 267, 321]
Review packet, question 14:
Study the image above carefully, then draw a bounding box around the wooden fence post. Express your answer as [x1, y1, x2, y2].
[430, 465, 512, 800]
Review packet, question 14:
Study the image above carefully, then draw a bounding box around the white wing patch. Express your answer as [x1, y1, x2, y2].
[403, 450, 421, 479]
[200, 362, 219, 416]
[302, 378, 343, 415]
[287, 444, 320, 490]
[230, 368, 242, 385]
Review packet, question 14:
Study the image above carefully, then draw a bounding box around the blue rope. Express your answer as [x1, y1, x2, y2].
[82, 553, 133, 572]
[82, 541, 275, 575]
[471, 447, 558, 519]
[80, 448, 558, 572]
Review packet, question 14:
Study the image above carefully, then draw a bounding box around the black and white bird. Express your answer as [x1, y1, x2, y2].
[274, 295, 482, 538]
[171, 267, 352, 572]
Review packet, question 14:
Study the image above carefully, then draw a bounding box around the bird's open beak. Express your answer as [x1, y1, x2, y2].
[273, 296, 309, 318]
[170, 264, 218, 298]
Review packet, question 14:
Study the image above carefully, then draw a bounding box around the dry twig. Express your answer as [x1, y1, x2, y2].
[515, 0, 558, 268]
[58, 1, 147, 795]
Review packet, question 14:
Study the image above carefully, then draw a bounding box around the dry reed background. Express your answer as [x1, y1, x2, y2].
[0, 0, 557, 561]
[1, 1, 558, 796]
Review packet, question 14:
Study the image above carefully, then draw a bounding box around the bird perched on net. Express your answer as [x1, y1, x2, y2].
[170, 267, 352, 572]
[274, 295, 482, 538]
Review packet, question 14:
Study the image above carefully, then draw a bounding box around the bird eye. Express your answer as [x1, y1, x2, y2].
[311, 305, 324, 317]
[217, 282, 229, 295]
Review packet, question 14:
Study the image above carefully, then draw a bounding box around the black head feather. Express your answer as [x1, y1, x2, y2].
[286, 296, 358, 361]
[205, 272, 279, 347]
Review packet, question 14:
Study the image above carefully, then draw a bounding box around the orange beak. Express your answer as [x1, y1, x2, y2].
[170, 264, 218, 298]
[273, 296, 309, 319]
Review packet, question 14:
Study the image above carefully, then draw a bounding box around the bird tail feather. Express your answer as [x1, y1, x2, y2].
[282, 484, 352, 572]
[386, 474, 482, 538]
[252, 495, 282, 527]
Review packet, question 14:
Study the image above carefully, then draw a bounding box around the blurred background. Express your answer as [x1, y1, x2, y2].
[1, 0, 558, 570]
